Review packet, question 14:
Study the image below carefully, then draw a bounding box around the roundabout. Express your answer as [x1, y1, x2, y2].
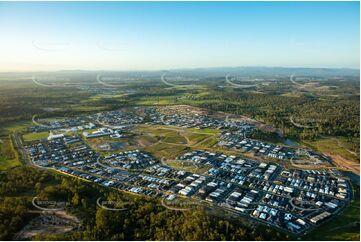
[289, 197, 320, 212]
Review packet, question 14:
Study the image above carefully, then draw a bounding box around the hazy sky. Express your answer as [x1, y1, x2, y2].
[0, 1, 359, 71]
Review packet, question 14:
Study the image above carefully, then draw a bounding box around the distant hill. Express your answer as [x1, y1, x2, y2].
[68, 66, 359, 77]
[168, 66, 360, 77]
[0, 66, 359, 81]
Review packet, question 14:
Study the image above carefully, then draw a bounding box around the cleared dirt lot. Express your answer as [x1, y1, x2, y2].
[14, 211, 80, 240]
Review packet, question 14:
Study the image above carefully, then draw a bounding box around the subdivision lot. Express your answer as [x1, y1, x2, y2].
[304, 183, 360, 241]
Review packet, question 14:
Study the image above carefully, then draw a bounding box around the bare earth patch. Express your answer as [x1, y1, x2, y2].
[14, 211, 80, 240]
[327, 153, 360, 175]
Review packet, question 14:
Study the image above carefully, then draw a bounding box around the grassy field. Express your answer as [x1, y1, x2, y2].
[144, 142, 190, 160]
[163, 132, 187, 144]
[305, 183, 360, 241]
[0, 135, 21, 170]
[134, 125, 218, 145]
[131, 125, 226, 171]
[2, 120, 33, 133]
[0, 120, 32, 170]
[301, 137, 360, 175]
[84, 136, 129, 155]
[89, 93, 127, 101]
[197, 136, 219, 148]
[133, 124, 243, 161]
[136, 125, 178, 137]
[302, 137, 359, 163]
[22, 131, 49, 142]
[132, 134, 158, 147]
[187, 127, 219, 134]
[186, 133, 210, 145]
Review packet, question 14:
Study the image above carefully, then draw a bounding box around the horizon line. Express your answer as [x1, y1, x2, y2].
[0, 65, 359, 74]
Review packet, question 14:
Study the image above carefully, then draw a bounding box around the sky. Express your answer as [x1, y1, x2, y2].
[0, 1, 359, 71]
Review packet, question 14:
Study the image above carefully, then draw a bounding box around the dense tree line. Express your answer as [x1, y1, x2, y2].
[196, 89, 359, 148]
[0, 87, 95, 124]
[0, 197, 30, 240]
[0, 166, 50, 195]
[123, 80, 359, 148]
[0, 167, 50, 240]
